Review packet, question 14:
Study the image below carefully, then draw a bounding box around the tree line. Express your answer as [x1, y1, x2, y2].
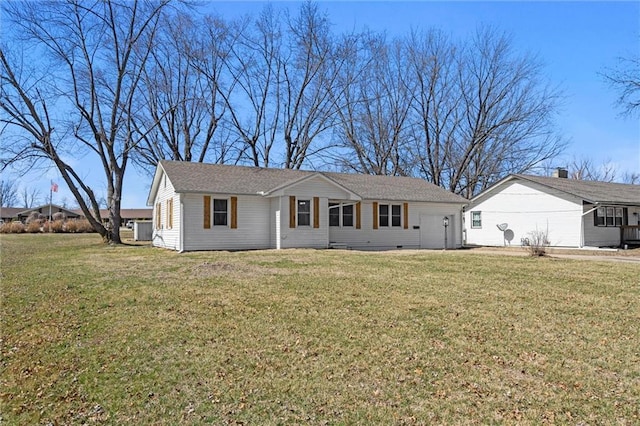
[0, 1, 632, 242]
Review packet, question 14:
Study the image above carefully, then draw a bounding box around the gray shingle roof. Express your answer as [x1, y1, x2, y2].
[158, 160, 466, 204]
[514, 174, 640, 205]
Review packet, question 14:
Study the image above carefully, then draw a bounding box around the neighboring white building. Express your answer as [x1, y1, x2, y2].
[464, 171, 640, 248]
[146, 161, 467, 252]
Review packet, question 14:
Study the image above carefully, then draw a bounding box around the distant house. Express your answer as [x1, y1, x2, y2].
[15, 204, 81, 222]
[0, 207, 23, 223]
[146, 161, 468, 252]
[92, 209, 153, 227]
[0, 204, 151, 227]
[464, 170, 640, 248]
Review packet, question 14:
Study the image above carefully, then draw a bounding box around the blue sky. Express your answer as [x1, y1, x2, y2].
[6, 1, 640, 208]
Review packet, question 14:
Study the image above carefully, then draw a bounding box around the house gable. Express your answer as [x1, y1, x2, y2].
[465, 180, 584, 247]
[146, 163, 168, 206]
[265, 173, 361, 200]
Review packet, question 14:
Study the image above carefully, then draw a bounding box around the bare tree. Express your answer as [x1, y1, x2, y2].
[622, 172, 639, 185]
[219, 5, 282, 167]
[20, 186, 41, 208]
[132, 11, 237, 171]
[0, 180, 19, 207]
[568, 157, 617, 182]
[0, 0, 172, 243]
[333, 33, 414, 175]
[405, 29, 461, 187]
[603, 55, 640, 117]
[408, 27, 564, 197]
[279, 2, 345, 169]
[564, 156, 639, 184]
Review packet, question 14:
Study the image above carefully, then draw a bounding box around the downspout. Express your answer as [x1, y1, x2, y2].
[277, 196, 282, 250]
[580, 204, 599, 248]
[179, 197, 185, 253]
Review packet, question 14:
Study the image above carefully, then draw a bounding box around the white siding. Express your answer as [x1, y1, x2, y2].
[182, 193, 271, 251]
[283, 175, 352, 199]
[328, 201, 463, 250]
[464, 181, 583, 247]
[278, 196, 329, 249]
[270, 176, 358, 249]
[151, 173, 181, 250]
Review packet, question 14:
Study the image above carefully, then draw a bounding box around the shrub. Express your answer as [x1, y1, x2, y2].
[44, 220, 65, 233]
[65, 220, 77, 233]
[526, 228, 550, 257]
[0, 221, 25, 234]
[25, 221, 42, 233]
[66, 219, 95, 233]
[78, 219, 97, 233]
[52, 212, 66, 221]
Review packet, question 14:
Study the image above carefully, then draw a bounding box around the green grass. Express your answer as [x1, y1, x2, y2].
[1, 234, 639, 425]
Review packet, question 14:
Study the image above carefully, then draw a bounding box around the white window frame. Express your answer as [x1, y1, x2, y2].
[213, 198, 228, 227]
[595, 206, 625, 228]
[329, 202, 356, 228]
[471, 211, 482, 229]
[329, 202, 340, 227]
[379, 203, 402, 228]
[297, 199, 311, 227]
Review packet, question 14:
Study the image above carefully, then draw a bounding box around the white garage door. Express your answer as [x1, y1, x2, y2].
[420, 214, 454, 249]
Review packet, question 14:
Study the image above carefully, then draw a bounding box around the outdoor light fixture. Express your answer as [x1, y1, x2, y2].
[443, 216, 449, 249]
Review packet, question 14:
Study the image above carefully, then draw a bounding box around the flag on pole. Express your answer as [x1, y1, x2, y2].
[51, 182, 58, 192]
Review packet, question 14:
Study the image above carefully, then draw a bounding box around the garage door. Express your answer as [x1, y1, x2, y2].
[420, 215, 454, 249]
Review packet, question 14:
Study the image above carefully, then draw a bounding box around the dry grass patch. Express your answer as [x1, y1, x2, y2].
[1, 234, 639, 425]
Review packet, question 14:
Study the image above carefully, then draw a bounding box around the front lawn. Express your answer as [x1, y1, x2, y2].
[1, 234, 638, 424]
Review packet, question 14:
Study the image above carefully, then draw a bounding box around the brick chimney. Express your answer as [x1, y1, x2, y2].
[553, 167, 568, 178]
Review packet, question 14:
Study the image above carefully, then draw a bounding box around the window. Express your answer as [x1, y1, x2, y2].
[606, 207, 614, 226]
[343, 204, 354, 227]
[298, 199, 311, 226]
[595, 207, 605, 226]
[615, 208, 623, 226]
[379, 204, 389, 227]
[471, 211, 482, 229]
[378, 204, 402, 228]
[595, 206, 626, 227]
[213, 199, 228, 226]
[329, 203, 340, 227]
[391, 205, 401, 227]
[330, 202, 360, 228]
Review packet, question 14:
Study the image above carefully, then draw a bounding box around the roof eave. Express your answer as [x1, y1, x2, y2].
[146, 163, 166, 206]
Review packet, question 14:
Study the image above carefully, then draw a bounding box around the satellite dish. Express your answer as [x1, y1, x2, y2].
[496, 223, 508, 231]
